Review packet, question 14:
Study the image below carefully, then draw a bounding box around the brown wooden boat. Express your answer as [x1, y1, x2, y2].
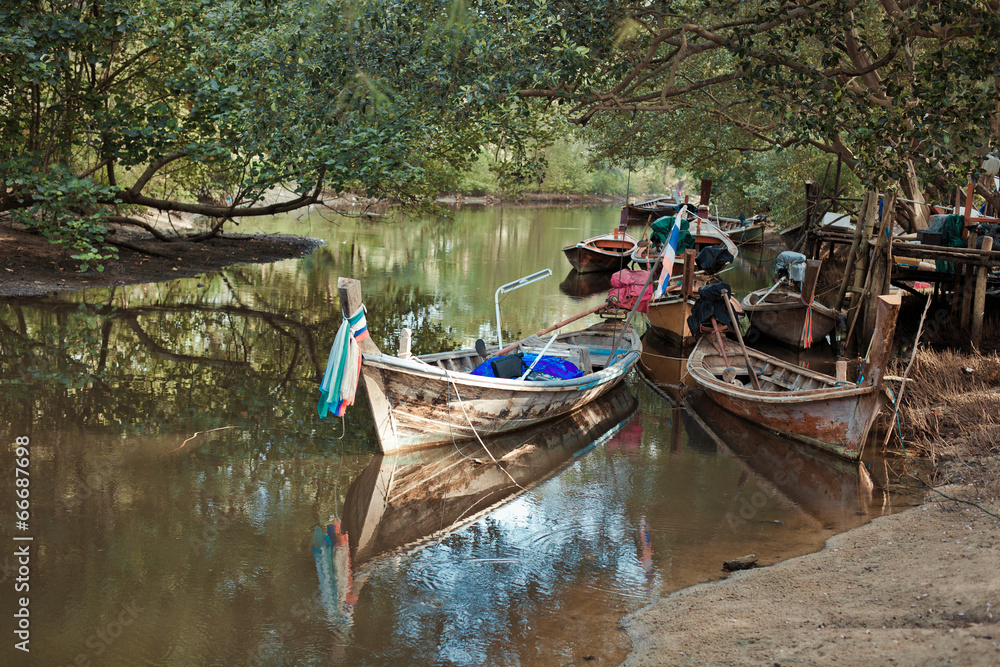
[719, 218, 767, 245]
[642, 250, 711, 346]
[337, 278, 642, 455]
[742, 257, 839, 349]
[622, 196, 680, 225]
[562, 230, 639, 273]
[685, 294, 901, 460]
[340, 383, 638, 565]
[742, 283, 839, 348]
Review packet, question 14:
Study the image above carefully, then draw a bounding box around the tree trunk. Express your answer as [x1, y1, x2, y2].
[899, 160, 929, 231]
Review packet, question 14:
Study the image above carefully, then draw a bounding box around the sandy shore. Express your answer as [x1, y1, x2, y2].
[622, 478, 1000, 666]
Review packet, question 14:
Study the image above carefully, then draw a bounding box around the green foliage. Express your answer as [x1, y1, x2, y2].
[1, 0, 577, 263]
[513, 0, 1000, 209]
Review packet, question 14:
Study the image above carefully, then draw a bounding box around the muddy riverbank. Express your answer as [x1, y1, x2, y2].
[623, 468, 1000, 666]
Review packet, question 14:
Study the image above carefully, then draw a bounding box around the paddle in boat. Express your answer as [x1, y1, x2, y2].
[562, 228, 639, 273]
[685, 293, 901, 461]
[320, 272, 642, 455]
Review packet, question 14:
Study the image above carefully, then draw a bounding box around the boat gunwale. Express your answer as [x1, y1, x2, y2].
[362, 329, 642, 390]
[687, 365, 873, 402]
[741, 289, 839, 317]
[687, 336, 865, 393]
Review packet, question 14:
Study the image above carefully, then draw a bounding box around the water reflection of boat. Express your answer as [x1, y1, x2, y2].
[562, 229, 639, 273]
[685, 392, 879, 529]
[686, 295, 901, 461]
[559, 269, 613, 298]
[636, 331, 695, 403]
[335, 278, 641, 454]
[340, 383, 638, 565]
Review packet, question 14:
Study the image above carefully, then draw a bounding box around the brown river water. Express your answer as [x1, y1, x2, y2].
[0, 205, 925, 665]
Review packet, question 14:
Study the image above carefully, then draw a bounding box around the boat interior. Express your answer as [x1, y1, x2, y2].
[698, 338, 850, 392]
[407, 329, 635, 377]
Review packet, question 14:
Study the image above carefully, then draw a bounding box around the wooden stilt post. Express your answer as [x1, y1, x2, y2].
[836, 192, 870, 311]
[961, 230, 978, 328]
[862, 192, 895, 342]
[972, 236, 994, 346]
[802, 259, 822, 303]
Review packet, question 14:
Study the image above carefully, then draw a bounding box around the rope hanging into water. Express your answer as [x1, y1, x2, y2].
[317, 305, 369, 418]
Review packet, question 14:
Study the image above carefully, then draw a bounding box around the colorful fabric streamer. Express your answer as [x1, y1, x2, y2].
[653, 223, 680, 299]
[318, 306, 369, 418]
[801, 294, 814, 349]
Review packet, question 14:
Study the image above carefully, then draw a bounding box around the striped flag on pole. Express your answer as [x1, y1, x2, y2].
[653, 222, 680, 299]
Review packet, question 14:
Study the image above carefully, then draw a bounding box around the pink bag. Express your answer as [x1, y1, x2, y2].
[609, 269, 653, 312]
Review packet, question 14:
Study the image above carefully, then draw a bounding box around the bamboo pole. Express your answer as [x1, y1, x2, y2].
[835, 192, 870, 311]
[722, 289, 761, 390]
[971, 235, 994, 346]
[853, 192, 875, 301]
[845, 192, 893, 349]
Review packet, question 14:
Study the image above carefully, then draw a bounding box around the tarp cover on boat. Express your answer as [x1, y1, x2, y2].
[772, 251, 807, 283]
[609, 269, 653, 312]
[686, 282, 743, 333]
[649, 216, 696, 252]
[926, 214, 967, 273]
[470, 353, 583, 381]
[695, 246, 735, 274]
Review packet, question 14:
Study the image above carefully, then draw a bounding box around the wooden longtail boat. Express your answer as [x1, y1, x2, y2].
[642, 249, 712, 347]
[721, 219, 767, 245]
[562, 229, 638, 273]
[742, 258, 838, 349]
[338, 278, 642, 455]
[630, 218, 738, 273]
[623, 196, 680, 225]
[742, 283, 839, 348]
[341, 383, 638, 565]
[685, 294, 901, 461]
[645, 275, 712, 346]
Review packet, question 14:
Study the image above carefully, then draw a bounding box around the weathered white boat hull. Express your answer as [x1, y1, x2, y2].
[360, 352, 637, 451]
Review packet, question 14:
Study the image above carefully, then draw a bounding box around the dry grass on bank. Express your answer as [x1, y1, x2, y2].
[887, 347, 1000, 472]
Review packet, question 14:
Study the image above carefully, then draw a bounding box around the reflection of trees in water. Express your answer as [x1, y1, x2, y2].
[0, 271, 474, 664]
[0, 272, 462, 456]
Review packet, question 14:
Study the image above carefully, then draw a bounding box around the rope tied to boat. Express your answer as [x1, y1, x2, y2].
[318, 305, 369, 419]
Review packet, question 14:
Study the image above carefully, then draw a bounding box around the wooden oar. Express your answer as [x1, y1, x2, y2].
[493, 302, 607, 357]
[722, 289, 761, 390]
